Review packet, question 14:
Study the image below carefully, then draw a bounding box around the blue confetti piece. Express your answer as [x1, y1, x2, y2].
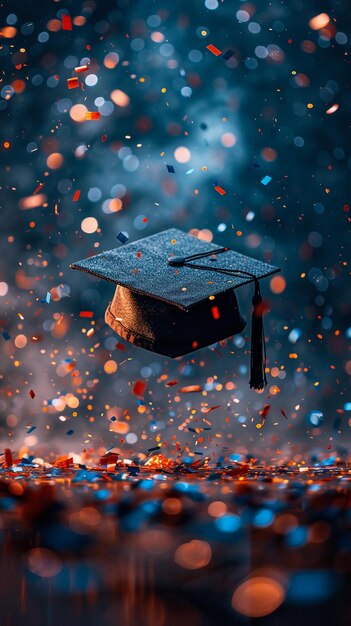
[110, 415, 117, 421]
[116, 231, 129, 244]
[222, 48, 235, 60]
[2, 331, 10, 341]
[46, 292, 51, 303]
[26, 426, 36, 434]
[166, 164, 175, 173]
[185, 168, 195, 175]
[261, 175, 272, 186]
[66, 429, 74, 436]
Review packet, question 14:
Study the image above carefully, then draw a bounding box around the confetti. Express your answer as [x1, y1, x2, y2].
[206, 44, 222, 56]
[214, 185, 226, 195]
[73, 190, 81, 202]
[116, 232, 129, 244]
[67, 77, 79, 89]
[222, 49, 235, 60]
[85, 111, 101, 120]
[32, 183, 44, 195]
[29, 389, 35, 399]
[179, 385, 202, 393]
[133, 381, 147, 396]
[326, 104, 339, 115]
[75, 64, 90, 73]
[166, 164, 175, 173]
[61, 14, 72, 31]
[261, 175, 272, 186]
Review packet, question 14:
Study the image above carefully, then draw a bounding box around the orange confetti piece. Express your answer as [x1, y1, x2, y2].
[85, 111, 101, 120]
[67, 77, 79, 89]
[207, 44, 222, 56]
[179, 385, 202, 393]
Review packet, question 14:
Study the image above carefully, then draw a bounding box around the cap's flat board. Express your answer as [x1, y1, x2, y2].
[71, 228, 280, 310]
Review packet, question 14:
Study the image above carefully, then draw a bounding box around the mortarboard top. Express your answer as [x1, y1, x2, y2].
[70, 228, 279, 310]
[71, 228, 280, 389]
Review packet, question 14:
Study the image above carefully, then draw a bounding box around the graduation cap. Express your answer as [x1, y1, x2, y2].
[71, 228, 280, 390]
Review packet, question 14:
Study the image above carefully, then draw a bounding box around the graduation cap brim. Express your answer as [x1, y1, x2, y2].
[70, 228, 280, 312]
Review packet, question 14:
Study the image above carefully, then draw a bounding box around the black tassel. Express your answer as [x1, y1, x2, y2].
[249, 279, 267, 390]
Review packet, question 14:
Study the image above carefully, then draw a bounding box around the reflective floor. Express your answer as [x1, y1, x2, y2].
[0, 464, 350, 625]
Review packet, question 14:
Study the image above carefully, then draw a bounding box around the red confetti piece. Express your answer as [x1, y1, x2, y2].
[166, 380, 178, 387]
[4, 448, 12, 468]
[79, 311, 93, 318]
[102, 134, 107, 142]
[132, 380, 147, 396]
[179, 385, 202, 393]
[211, 306, 220, 319]
[207, 43, 222, 56]
[99, 452, 119, 466]
[214, 185, 226, 195]
[29, 389, 35, 399]
[142, 217, 148, 223]
[204, 405, 221, 415]
[33, 183, 44, 195]
[55, 458, 73, 469]
[73, 190, 81, 202]
[85, 111, 101, 120]
[115, 342, 125, 351]
[62, 14, 72, 31]
[75, 64, 89, 73]
[260, 404, 271, 423]
[67, 77, 79, 89]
